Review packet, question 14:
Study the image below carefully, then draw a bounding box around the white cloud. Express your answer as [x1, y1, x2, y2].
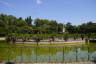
[0, 0, 11, 7]
[0, 0, 16, 12]
[36, 0, 43, 4]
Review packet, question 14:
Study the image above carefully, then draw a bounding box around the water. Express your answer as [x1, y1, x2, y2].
[0, 41, 96, 63]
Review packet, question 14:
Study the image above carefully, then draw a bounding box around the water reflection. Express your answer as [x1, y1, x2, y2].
[0, 46, 96, 63]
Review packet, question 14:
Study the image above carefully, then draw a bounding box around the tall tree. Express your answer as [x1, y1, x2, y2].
[25, 16, 33, 26]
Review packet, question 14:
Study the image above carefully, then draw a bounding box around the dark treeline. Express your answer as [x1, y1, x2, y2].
[0, 14, 62, 36]
[0, 14, 96, 36]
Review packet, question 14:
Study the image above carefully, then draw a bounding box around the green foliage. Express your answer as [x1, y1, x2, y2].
[78, 22, 96, 34]
[0, 14, 96, 41]
[63, 33, 69, 41]
[34, 19, 59, 33]
[25, 16, 33, 26]
[91, 33, 96, 39]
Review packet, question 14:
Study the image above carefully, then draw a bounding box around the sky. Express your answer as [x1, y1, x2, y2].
[0, 0, 96, 25]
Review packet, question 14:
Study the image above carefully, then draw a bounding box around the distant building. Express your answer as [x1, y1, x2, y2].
[59, 24, 66, 34]
[63, 27, 65, 33]
[62, 24, 66, 33]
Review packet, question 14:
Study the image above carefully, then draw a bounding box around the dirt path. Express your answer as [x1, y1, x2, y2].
[0, 37, 5, 40]
[0, 37, 85, 44]
[16, 40, 85, 44]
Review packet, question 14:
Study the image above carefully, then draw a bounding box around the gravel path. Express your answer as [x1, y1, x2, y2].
[16, 40, 85, 44]
[0, 37, 85, 44]
[0, 37, 5, 40]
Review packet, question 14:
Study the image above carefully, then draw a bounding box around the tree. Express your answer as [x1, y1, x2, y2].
[48, 20, 58, 33]
[58, 23, 63, 33]
[25, 16, 33, 26]
[78, 22, 96, 34]
[63, 33, 69, 41]
[34, 18, 49, 27]
[66, 22, 74, 33]
[34, 19, 58, 34]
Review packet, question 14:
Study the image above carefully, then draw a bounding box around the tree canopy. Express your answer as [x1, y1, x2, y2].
[0, 14, 96, 37]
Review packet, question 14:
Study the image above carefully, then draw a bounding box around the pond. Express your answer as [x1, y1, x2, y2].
[0, 40, 96, 63]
